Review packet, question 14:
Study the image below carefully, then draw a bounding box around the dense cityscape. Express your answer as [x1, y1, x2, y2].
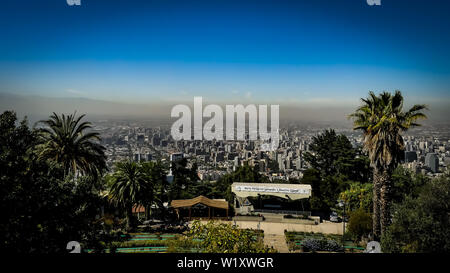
[94, 119, 450, 183]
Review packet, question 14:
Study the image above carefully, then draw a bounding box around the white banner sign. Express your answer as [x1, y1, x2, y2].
[235, 185, 310, 195]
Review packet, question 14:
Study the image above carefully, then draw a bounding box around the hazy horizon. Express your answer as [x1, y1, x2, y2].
[1, 92, 449, 127]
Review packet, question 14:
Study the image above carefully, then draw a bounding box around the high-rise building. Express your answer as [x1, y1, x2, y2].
[296, 157, 302, 170]
[278, 158, 285, 171]
[151, 134, 160, 146]
[136, 134, 145, 144]
[425, 153, 439, 173]
[234, 156, 240, 167]
[404, 151, 417, 163]
[134, 152, 151, 162]
[170, 152, 184, 162]
[134, 153, 141, 162]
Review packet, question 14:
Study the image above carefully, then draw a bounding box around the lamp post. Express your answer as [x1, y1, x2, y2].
[338, 200, 346, 251]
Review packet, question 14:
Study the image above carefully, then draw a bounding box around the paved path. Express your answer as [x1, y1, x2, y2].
[198, 220, 344, 236]
[196, 219, 344, 253]
[232, 221, 344, 235]
[264, 234, 290, 253]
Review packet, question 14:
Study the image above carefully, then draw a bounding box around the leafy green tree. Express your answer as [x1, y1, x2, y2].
[300, 168, 323, 210]
[213, 163, 268, 202]
[305, 129, 362, 179]
[302, 129, 370, 212]
[391, 166, 429, 204]
[169, 158, 199, 200]
[36, 112, 106, 179]
[381, 174, 450, 253]
[188, 181, 215, 198]
[140, 161, 167, 218]
[339, 182, 373, 212]
[349, 90, 428, 239]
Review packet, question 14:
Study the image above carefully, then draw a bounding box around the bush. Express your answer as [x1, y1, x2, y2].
[347, 209, 372, 242]
[302, 238, 321, 252]
[167, 236, 203, 253]
[169, 220, 276, 253]
[302, 238, 343, 252]
[381, 175, 450, 253]
[324, 239, 343, 252]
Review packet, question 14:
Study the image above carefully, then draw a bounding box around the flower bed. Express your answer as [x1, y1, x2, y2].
[285, 231, 343, 252]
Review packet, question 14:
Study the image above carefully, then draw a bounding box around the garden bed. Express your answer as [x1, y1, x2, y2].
[285, 231, 365, 253]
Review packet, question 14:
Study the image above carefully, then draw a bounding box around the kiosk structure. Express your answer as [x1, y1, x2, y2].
[231, 182, 312, 215]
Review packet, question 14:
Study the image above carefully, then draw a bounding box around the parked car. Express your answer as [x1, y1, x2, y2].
[329, 212, 341, 222]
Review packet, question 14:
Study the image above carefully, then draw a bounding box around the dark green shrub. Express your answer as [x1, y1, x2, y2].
[347, 209, 372, 241]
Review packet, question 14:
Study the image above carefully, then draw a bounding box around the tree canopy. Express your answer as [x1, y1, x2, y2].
[302, 129, 370, 212]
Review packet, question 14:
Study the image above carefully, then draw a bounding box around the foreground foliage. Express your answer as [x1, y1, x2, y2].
[0, 111, 106, 253]
[168, 221, 276, 253]
[381, 174, 450, 253]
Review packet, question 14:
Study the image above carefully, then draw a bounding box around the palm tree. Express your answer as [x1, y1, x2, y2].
[36, 112, 106, 178]
[349, 90, 427, 239]
[140, 161, 165, 219]
[109, 160, 146, 230]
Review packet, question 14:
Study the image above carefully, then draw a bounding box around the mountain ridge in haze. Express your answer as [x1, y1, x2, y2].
[1, 92, 448, 126]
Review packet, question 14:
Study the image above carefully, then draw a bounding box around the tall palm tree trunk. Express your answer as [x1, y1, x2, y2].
[373, 167, 392, 239]
[126, 206, 133, 231]
[372, 168, 382, 240]
[145, 204, 151, 220]
[160, 192, 166, 220]
[380, 173, 392, 235]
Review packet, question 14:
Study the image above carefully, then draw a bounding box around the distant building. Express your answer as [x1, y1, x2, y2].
[404, 151, 417, 163]
[145, 153, 152, 161]
[136, 134, 145, 144]
[134, 153, 152, 162]
[234, 156, 240, 167]
[151, 134, 160, 146]
[166, 170, 174, 183]
[296, 157, 302, 170]
[134, 153, 141, 162]
[278, 158, 285, 171]
[170, 152, 184, 162]
[425, 153, 439, 173]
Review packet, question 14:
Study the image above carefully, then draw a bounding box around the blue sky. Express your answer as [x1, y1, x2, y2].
[0, 0, 449, 106]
